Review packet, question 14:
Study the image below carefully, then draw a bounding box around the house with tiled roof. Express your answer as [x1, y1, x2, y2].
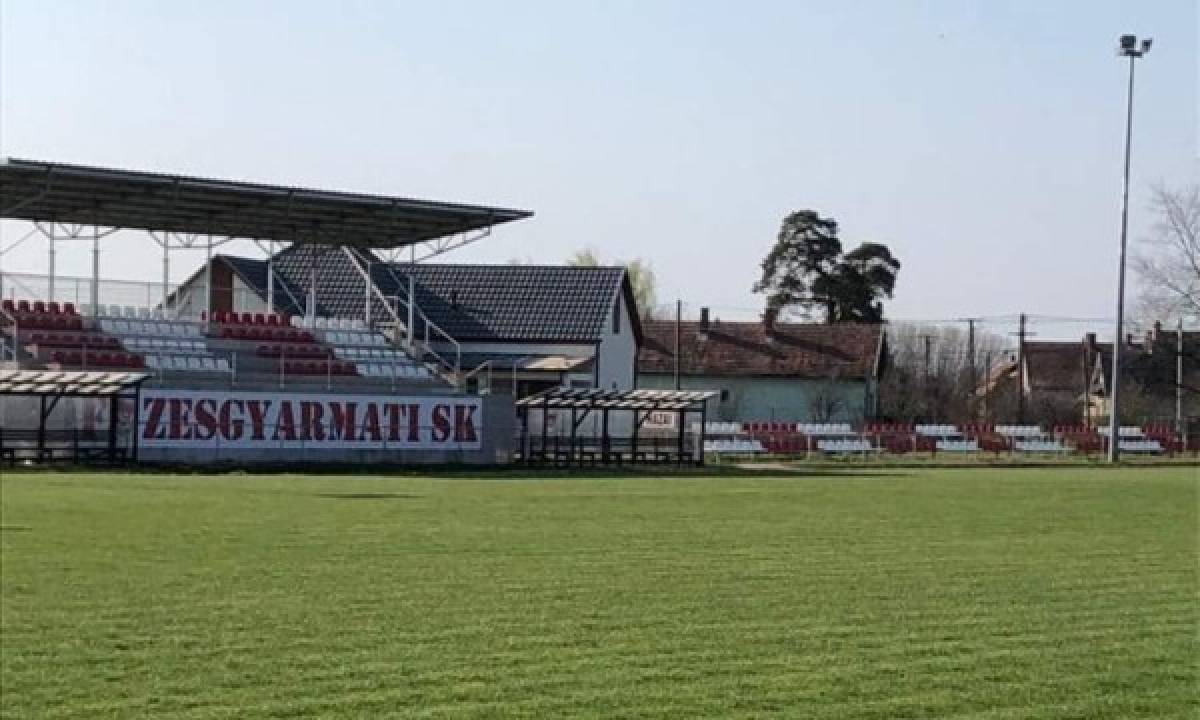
[981, 325, 1198, 426]
[637, 310, 887, 423]
[171, 245, 641, 397]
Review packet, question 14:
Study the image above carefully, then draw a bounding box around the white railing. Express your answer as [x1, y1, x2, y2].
[343, 251, 464, 385]
[0, 304, 18, 367]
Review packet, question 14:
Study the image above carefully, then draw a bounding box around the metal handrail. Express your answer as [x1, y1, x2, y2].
[341, 249, 463, 384]
[0, 304, 19, 367]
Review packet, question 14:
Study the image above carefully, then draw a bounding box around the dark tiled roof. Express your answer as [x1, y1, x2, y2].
[220, 255, 307, 316]
[396, 263, 628, 343]
[1023, 342, 1092, 394]
[638, 321, 883, 379]
[226, 247, 633, 344]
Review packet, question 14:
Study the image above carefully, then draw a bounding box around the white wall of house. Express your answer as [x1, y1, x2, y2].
[595, 287, 638, 393]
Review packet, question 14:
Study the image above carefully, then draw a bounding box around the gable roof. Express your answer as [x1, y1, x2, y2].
[207, 248, 639, 345]
[397, 263, 638, 344]
[638, 321, 884, 379]
[1022, 341, 1093, 394]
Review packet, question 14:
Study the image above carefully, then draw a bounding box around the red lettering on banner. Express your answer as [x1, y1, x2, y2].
[406, 403, 421, 442]
[300, 401, 326, 442]
[330, 402, 356, 441]
[454, 404, 478, 443]
[274, 401, 297, 441]
[360, 403, 382, 442]
[431, 404, 451, 443]
[246, 400, 270, 440]
[142, 397, 167, 439]
[219, 399, 245, 441]
[168, 398, 193, 440]
[194, 398, 217, 440]
[385, 403, 402, 442]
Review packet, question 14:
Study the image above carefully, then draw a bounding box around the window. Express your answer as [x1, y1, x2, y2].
[612, 296, 621, 334]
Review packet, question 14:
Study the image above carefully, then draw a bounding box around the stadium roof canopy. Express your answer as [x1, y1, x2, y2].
[0, 157, 532, 248]
[516, 387, 716, 412]
[0, 369, 150, 396]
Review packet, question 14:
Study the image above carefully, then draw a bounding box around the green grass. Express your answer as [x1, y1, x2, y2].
[2, 467, 1196, 719]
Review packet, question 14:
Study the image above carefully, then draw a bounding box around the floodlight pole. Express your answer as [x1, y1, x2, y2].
[1108, 37, 1150, 462]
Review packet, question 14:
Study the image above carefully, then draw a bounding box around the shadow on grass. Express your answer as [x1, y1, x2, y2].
[313, 492, 423, 500]
[1, 462, 913, 481]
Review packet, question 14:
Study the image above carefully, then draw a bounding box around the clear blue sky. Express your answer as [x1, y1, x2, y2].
[1, 0, 1195, 329]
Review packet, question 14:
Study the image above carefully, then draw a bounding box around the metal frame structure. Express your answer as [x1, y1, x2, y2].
[0, 369, 149, 465]
[0, 157, 531, 331]
[516, 388, 716, 466]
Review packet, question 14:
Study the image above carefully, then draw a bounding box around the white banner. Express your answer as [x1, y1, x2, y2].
[139, 389, 483, 450]
[641, 410, 677, 430]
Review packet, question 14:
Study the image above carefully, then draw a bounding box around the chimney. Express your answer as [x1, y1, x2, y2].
[699, 307, 710, 331]
[1085, 332, 1097, 349]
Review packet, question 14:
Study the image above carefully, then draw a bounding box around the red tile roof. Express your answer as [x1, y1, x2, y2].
[638, 321, 883, 379]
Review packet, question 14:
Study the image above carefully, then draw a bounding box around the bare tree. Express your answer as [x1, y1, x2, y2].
[568, 248, 661, 320]
[878, 323, 1011, 423]
[809, 371, 846, 422]
[1134, 184, 1200, 323]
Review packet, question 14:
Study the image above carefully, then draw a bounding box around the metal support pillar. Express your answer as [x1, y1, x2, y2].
[676, 409, 686, 466]
[312, 247, 321, 321]
[91, 223, 100, 312]
[162, 239, 170, 313]
[107, 394, 119, 464]
[408, 274, 416, 352]
[204, 235, 213, 318]
[364, 259, 372, 326]
[46, 231, 55, 302]
[266, 242, 275, 314]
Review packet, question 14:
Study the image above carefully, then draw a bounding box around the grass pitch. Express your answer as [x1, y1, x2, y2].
[1, 467, 1196, 718]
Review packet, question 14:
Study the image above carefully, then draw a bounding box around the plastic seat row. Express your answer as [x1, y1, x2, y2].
[257, 343, 333, 359]
[123, 337, 208, 355]
[798, 423, 854, 437]
[335, 346, 410, 362]
[205, 311, 288, 327]
[324, 330, 387, 347]
[292, 316, 365, 331]
[100, 318, 203, 338]
[995, 425, 1044, 438]
[817, 439, 876, 453]
[3, 309, 84, 331]
[704, 439, 766, 453]
[1098, 426, 1145, 437]
[92, 304, 173, 320]
[3, 299, 79, 316]
[221, 326, 315, 343]
[916, 424, 962, 437]
[357, 363, 432, 380]
[936, 440, 979, 452]
[282, 360, 358, 376]
[700, 422, 744, 435]
[24, 331, 120, 349]
[1014, 440, 1067, 453]
[145, 354, 230, 373]
[49, 350, 143, 368]
[1119, 440, 1163, 453]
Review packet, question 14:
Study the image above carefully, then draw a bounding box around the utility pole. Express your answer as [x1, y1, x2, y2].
[966, 318, 977, 418]
[674, 299, 681, 391]
[1016, 313, 1027, 424]
[1109, 34, 1152, 462]
[1178, 317, 1185, 440]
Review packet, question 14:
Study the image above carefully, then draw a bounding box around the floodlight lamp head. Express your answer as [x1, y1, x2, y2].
[1141, 38, 1152, 53]
[1119, 34, 1137, 51]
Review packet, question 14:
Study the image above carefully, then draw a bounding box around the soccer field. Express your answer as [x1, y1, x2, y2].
[1, 467, 1196, 718]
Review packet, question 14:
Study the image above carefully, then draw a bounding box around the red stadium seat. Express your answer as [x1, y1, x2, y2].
[32, 301, 46, 314]
[253, 313, 266, 325]
[47, 301, 61, 314]
[17, 300, 31, 313]
[62, 302, 76, 316]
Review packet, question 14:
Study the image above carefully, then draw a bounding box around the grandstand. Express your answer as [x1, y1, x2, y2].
[0, 158, 532, 465]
